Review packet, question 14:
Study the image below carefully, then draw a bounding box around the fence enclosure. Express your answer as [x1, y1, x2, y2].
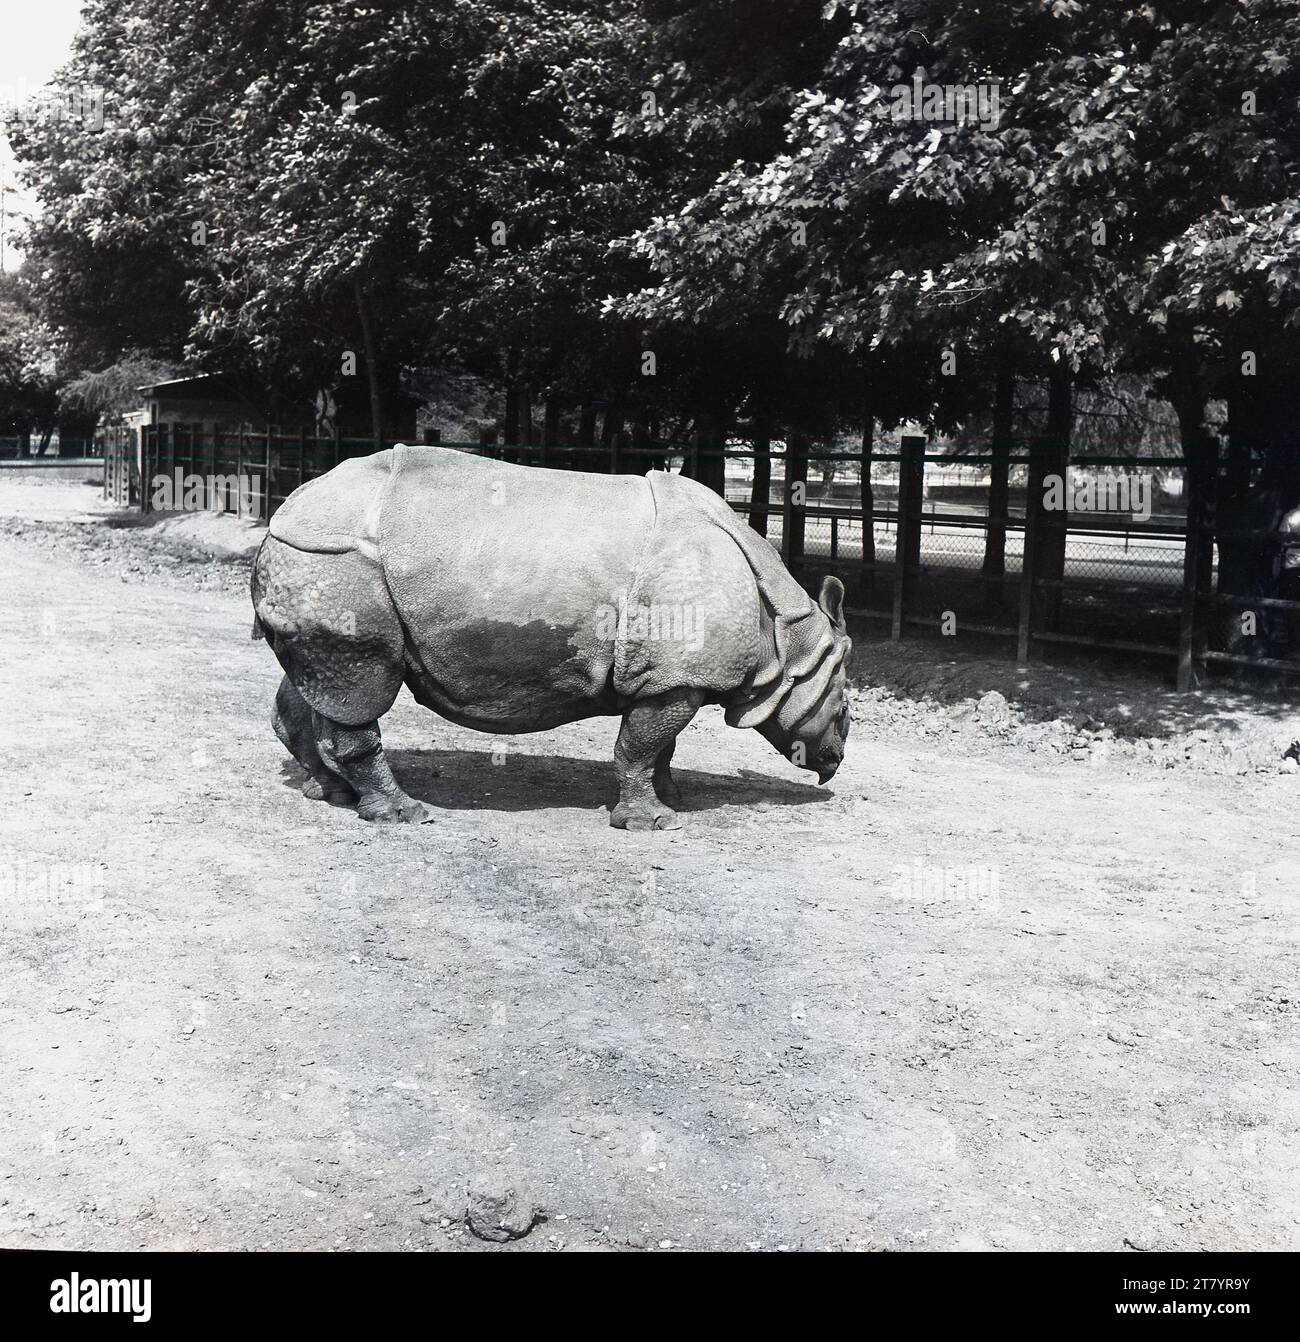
[98, 424, 1299, 685]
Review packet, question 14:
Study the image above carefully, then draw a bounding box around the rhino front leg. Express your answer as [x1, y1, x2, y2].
[611, 689, 702, 831]
[315, 716, 431, 824]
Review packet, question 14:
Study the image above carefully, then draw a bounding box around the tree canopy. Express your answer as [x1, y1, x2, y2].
[5, 0, 1297, 458]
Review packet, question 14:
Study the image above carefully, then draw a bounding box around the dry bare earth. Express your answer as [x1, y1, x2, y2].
[1, 474, 1297, 1252]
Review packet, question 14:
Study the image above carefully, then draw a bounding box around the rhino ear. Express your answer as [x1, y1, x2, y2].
[818, 574, 846, 629]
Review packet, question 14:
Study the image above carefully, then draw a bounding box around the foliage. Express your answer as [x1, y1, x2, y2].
[5, 0, 1298, 449]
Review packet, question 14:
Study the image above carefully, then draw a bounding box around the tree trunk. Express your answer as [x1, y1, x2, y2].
[353, 274, 384, 450]
[1034, 361, 1072, 630]
[629, 420, 651, 475]
[503, 386, 519, 449]
[748, 421, 771, 536]
[543, 394, 560, 448]
[1222, 392, 1252, 504]
[982, 356, 1015, 615]
[1217, 385, 1259, 654]
[859, 381, 876, 605]
[577, 402, 597, 449]
[1170, 378, 1219, 667]
[1216, 376, 1300, 658]
[520, 383, 534, 448]
[600, 393, 625, 451]
[646, 417, 665, 471]
[694, 412, 727, 496]
[503, 347, 520, 450]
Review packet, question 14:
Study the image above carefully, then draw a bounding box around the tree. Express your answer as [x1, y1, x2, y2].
[59, 350, 180, 426]
[0, 269, 61, 450]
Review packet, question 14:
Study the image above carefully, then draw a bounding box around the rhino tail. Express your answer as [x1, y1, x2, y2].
[250, 535, 274, 644]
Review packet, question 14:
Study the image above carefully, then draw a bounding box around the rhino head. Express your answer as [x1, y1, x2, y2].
[739, 575, 852, 784]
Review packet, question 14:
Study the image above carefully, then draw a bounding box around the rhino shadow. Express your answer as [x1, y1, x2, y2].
[277, 748, 831, 815]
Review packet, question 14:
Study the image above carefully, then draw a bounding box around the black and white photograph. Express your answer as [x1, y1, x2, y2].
[0, 0, 1296, 1305]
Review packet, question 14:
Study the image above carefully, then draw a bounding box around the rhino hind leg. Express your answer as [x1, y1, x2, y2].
[611, 689, 703, 831]
[255, 536, 425, 822]
[315, 716, 431, 823]
[653, 740, 682, 808]
[273, 675, 357, 804]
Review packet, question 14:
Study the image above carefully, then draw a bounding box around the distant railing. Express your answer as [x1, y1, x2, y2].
[0, 436, 101, 460]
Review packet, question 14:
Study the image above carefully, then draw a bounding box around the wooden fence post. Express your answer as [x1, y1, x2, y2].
[265, 427, 274, 520]
[149, 423, 157, 510]
[183, 423, 194, 506]
[784, 433, 809, 569]
[891, 434, 925, 641]
[1017, 439, 1046, 664]
[161, 422, 169, 496]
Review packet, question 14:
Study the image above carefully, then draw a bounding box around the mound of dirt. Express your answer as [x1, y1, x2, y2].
[845, 635, 1300, 777]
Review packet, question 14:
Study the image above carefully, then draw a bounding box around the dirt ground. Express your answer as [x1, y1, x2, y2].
[1, 472, 1297, 1252]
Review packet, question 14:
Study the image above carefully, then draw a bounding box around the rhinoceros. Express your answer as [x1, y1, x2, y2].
[251, 444, 851, 829]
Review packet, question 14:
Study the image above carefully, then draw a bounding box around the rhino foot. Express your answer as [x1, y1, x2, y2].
[312, 715, 431, 825]
[357, 794, 433, 824]
[302, 777, 359, 805]
[610, 800, 682, 831]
